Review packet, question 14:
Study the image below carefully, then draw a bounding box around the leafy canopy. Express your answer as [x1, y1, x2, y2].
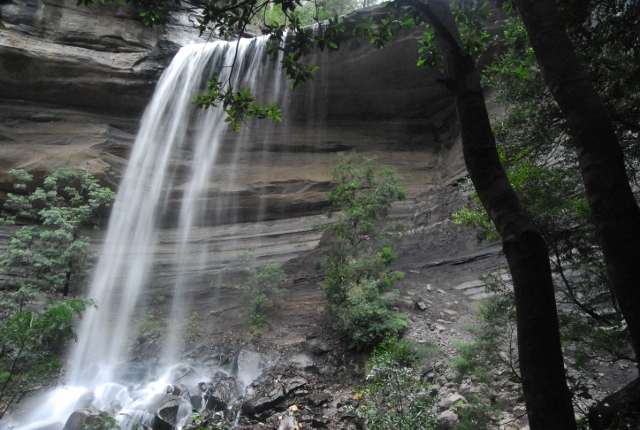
[451, 3, 639, 420]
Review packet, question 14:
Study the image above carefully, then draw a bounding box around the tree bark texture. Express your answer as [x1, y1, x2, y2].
[399, 1, 577, 428]
[588, 377, 640, 429]
[515, 0, 640, 359]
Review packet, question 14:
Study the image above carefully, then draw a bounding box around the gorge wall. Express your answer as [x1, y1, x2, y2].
[0, 0, 506, 366]
[0, 3, 514, 425]
[0, 0, 464, 211]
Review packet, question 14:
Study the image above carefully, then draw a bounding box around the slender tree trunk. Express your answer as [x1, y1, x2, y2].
[63, 269, 71, 297]
[515, 0, 640, 359]
[399, 1, 577, 428]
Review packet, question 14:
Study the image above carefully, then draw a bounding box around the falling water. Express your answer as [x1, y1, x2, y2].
[12, 36, 307, 428]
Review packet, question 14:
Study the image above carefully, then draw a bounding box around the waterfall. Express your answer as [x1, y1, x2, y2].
[13, 35, 319, 428]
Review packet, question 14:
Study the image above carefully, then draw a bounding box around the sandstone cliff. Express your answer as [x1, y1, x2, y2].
[0, 0, 466, 215]
[0, 5, 510, 427]
[0, 0, 486, 304]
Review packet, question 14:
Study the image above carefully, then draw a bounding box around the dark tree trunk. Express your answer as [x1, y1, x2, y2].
[515, 0, 640, 359]
[399, 1, 577, 428]
[588, 377, 640, 429]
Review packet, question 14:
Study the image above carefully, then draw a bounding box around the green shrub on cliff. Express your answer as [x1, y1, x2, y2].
[320, 154, 408, 349]
[349, 338, 438, 429]
[1, 168, 115, 296]
[0, 168, 114, 417]
[241, 252, 286, 327]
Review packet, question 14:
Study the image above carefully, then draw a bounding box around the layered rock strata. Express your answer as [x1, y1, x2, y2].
[0, 0, 461, 224]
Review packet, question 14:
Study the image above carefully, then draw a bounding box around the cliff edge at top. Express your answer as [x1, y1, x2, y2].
[0, 0, 201, 112]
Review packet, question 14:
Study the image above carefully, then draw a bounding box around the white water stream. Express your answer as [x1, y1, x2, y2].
[9, 36, 312, 429]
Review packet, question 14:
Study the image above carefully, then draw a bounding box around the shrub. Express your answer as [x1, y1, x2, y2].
[0, 287, 93, 418]
[0, 168, 115, 296]
[241, 254, 285, 327]
[329, 265, 407, 350]
[349, 339, 438, 430]
[0, 168, 112, 417]
[320, 154, 408, 349]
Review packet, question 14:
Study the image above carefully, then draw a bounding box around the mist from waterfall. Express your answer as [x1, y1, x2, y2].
[13, 36, 313, 429]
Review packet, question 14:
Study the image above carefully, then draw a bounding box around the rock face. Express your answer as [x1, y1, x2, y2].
[0, 0, 461, 221]
[0, 0, 200, 112]
[0, 0, 480, 351]
[0, 7, 519, 428]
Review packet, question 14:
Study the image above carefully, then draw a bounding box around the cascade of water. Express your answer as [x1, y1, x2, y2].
[13, 36, 296, 428]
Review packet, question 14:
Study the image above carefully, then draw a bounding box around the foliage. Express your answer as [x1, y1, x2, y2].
[137, 311, 163, 336]
[184, 409, 237, 430]
[335, 275, 407, 349]
[241, 253, 286, 327]
[559, 0, 640, 183]
[349, 338, 437, 430]
[450, 196, 498, 243]
[0, 168, 116, 296]
[192, 76, 282, 132]
[454, 402, 498, 430]
[320, 154, 408, 349]
[0, 287, 93, 419]
[451, 7, 638, 413]
[324, 153, 406, 250]
[484, 10, 640, 190]
[451, 272, 519, 384]
[449, 274, 525, 429]
[0, 168, 112, 417]
[78, 415, 119, 430]
[186, 311, 199, 331]
[321, 246, 402, 308]
[454, 269, 632, 416]
[251, 0, 362, 28]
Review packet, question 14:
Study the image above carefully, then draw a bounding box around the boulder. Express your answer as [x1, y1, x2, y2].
[242, 369, 309, 416]
[242, 394, 282, 416]
[437, 393, 466, 411]
[281, 377, 308, 395]
[204, 376, 238, 411]
[306, 392, 332, 407]
[63, 408, 112, 430]
[302, 339, 333, 356]
[435, 410, 459, 430]
[277, 415, 298, 430]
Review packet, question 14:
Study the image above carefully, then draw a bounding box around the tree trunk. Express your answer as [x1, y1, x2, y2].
[588, 377, 640, 429]
[514, 0, 640, 359]
[400, 1, 577, 428]
[63, 269, 71, 297]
